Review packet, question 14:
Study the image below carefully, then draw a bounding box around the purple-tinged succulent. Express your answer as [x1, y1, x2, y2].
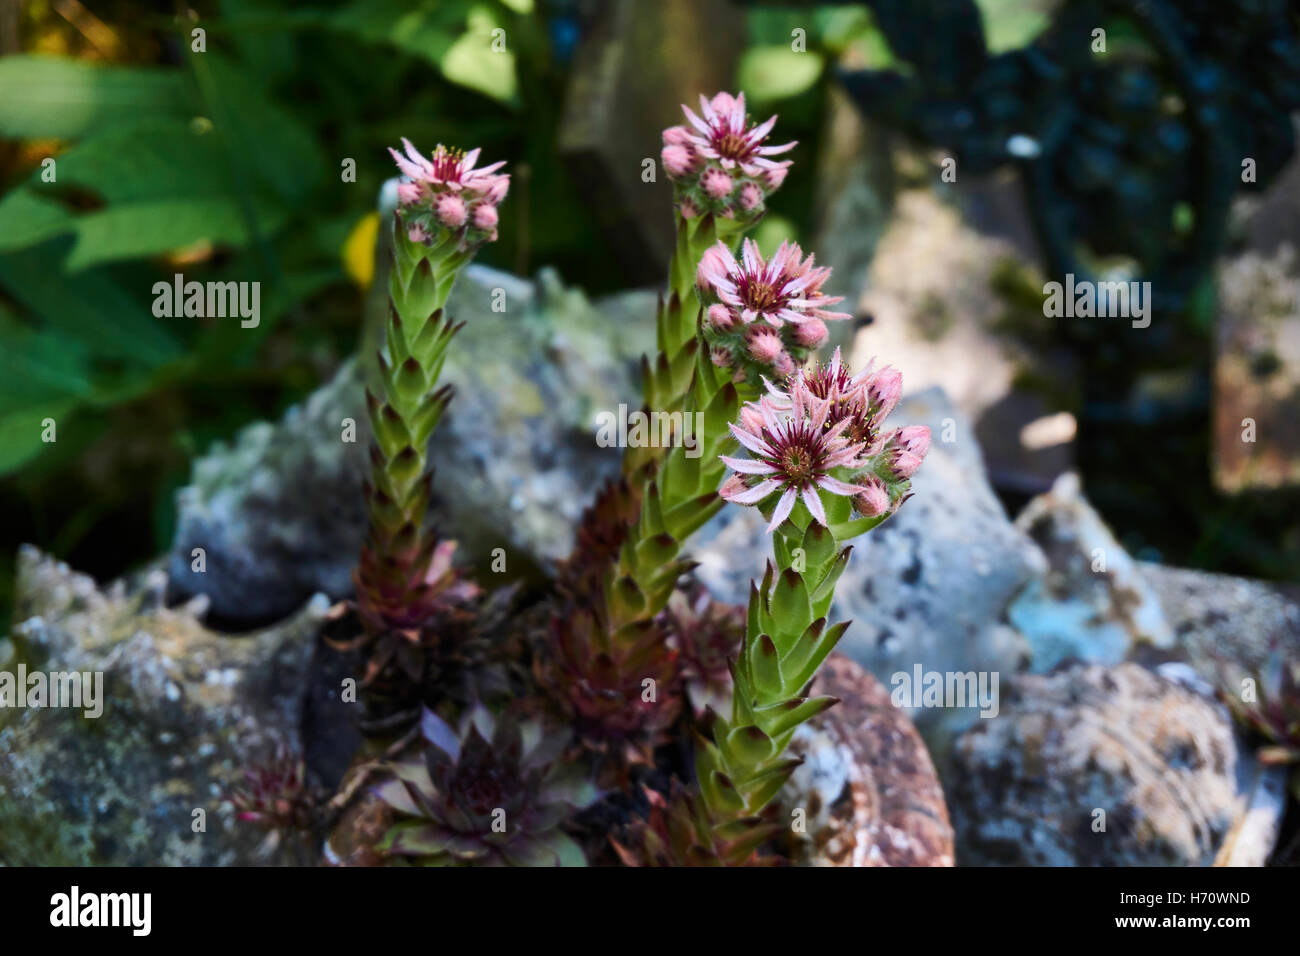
[374, 706, 598, 866]
[228, 747, 318, 832]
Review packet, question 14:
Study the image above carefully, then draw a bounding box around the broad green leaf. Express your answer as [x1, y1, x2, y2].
[0, 399, 79, 475]
[67, 199, 264, 271]
[441, 8, 518, 105]
[0, 56, 190, 140]
[0, 188, 74, 253]
[0, 245, 182, 366]
[737, 46, 824, 104]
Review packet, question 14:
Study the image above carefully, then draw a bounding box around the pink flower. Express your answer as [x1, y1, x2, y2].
[389, 139, 509, 251]
[697, 238, 851, 329]
[719, 384, 870, 532]
[678, 196, 700, 219]
[661, 91, 794, 223]
[389, 139, 505, 193]
[680, 92, 795, 177]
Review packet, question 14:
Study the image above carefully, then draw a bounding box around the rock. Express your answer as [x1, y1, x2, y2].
[169, 262, 655, 624]
[1009, 471, 1174, 672]
[783, 654, 955, 867]
[694, 386, 1044, 753]
[0, 546, 327, 865]
[1137, 562, 1300, 695]
[947, 662, 1283, 866]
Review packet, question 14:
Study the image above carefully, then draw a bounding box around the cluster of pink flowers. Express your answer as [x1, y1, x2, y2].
[661, 92, 794, 223]
[696, 238, 851, 380]
[389, 139, 509, 251]
[720, 349, 930, 532]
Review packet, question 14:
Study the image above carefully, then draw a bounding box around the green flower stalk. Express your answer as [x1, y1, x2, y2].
[697, 354, 930, 827]
[355, 141, 508, 637]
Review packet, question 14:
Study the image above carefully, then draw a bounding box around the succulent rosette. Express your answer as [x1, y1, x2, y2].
[374, 705, 599, 866]
[227, 747, 318, 831]
[697, 238, 851, 382]
[662, 92, 794, 226]
[389, 139, 509, 254]
[719, 348, 929, 530]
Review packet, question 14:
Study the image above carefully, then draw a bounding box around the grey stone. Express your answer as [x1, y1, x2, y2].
[1, 546, 326, 865]
[1009, 471, 1174, 672]
[947, 662, 1283, 866]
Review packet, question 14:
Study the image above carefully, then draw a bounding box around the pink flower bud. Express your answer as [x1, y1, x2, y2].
[738, 181, 763, 211]
[853, 477, 890, 517]
[707, 304, 736, 331]
[764, 164, 789, 191]
[739, 403, 765, 433]
[897, 425, 930, 458]
[662, 125, 693, 147]
[472, 203, 498, 231]
[434, 193, 467, 228]
[748, 330, 783, 364]
[720, 473, 752, 503]
[866, 366, 903, 418]
[702, 168, 734, 199]
[710, 346, 733, 368]
[679, 197, 700, 220]
[483, 174, 510, 204]
[794, 317, 828, 348]
[396, 181, 423, 205]
[408, 223, 429, 243]
[661, 144, 695, 178]
[773, 351, 796, 377]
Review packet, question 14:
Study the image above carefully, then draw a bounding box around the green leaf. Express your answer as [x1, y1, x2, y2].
[0, 245, 182, 367]
[68, 200, 259, 271]
[0, 399, 79, 476]
[0, 56, 190, 140]
[0, 189, 74, 254]
[737, 46, 824, 105]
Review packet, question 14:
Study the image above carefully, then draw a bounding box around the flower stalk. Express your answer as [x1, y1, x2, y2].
[356, 142, 508, 636]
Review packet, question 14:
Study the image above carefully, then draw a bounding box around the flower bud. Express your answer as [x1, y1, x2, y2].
[707, 303, 735, 331]
[794, 317, 828, 348]
[434, 193, 468, 229]
[661, 144, 695, 179]
[472, 203, 498, 231]
[702, 167, 734, 199]
[738, 181, 763, 211]
[748, 330, 783, 364]
[853, 477, 890, 517]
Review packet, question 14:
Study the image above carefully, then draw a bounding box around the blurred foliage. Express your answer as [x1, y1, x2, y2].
[0, 0, 610, 627]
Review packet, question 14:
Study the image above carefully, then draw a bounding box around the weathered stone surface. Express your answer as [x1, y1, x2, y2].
[694, 386, 1043, 753]
[1138, 562, 1300, 695]
[783, 654, 954, 867]
[169, 263, 654, 623]
[947, 662, 1281, 867]
[1009, 472, 1174, 672]
[1, 546, 326, 865]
